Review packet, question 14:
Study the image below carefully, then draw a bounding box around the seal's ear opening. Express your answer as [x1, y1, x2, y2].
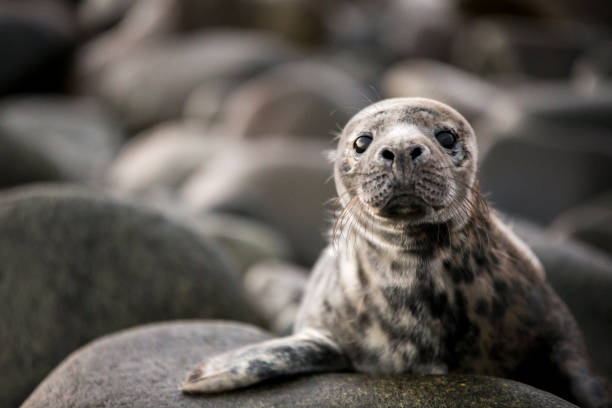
[324, 149, 337, 163]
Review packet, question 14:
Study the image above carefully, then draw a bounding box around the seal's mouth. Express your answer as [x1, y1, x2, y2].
[378, 193, 429, 218]
[357, 168, 452, 221]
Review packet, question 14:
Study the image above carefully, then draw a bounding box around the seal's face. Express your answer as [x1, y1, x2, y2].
[335, 98, 478, 230]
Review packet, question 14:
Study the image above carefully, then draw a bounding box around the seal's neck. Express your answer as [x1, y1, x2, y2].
[333, 185, 491, 262]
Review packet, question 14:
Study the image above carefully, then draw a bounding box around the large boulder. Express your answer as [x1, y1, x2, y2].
[550, 192, 612, 257]
[180, 137, 335, 266]
[374, 0, 459, 62]
[75, 30, 297, 130]
[479, 111, 612, 224]
[382, 59, 505, 123]
[0, 0, 75, 94]
[0, 96, 122, 187]
[107, 121, 217, 201]
[514, 221, 612, 379]
[573, 41, 612, 92]
[451, 17, 606, 80]
[193, 214, 292, 276]
[456, 0, 612, 25]
[23, 321, 577, 407]
[0, 185, 258, 407]
[210, 60, 371, 139]
[76, 0, 136, 33]
[508, 81, 612, 132]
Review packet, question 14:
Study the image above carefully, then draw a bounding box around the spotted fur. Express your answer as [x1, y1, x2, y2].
[182, 98, 610, 408]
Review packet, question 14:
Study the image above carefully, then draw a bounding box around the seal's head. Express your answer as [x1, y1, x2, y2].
[334, 98, 479, 233]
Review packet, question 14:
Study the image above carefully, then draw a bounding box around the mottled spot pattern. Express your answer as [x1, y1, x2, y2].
[182, 98, 610, 408]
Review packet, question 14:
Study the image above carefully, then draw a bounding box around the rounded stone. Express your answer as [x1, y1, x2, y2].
[107, 121, 220, 201]
[180, 137, 335, 267]
[451, 17, 605, 79]
[215, 60, 371, 139]
[0, 185, 259, 407]
[382, 59, 505, 123]
[514, 220, 612, 379]
[573, 41, 612, 93]
[75, 30, 297, 130]
[77, 0, 136, 33]
[479, 119, 612, 224]
[194, 213, 293, 275]
[550, 192, 612, 257]
[376, 0, 459, 61]
[0, 0, 76, 94]
[23, 321, 577, 407]
[0, 96, 122, 187]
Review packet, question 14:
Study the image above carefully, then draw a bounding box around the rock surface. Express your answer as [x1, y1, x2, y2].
[0, 96, 122, 187]
[479, 120, 612, 224]
[23, 321, 577, 408]
[76, 30, 297, 129]
[194, 214, 293, 275]
[451, 17, 605, 80]
[0, 185, 258, 407]
[375, 0, 459, 62]
[550, 192, 612, 257]
[215, 60, 371, 139]
[180, 137, 335, 266]
[107, 121, 217, 201]
[382, 59, 505, 123]
[514, 220, 612, 379]
[0, 0, 76, 94]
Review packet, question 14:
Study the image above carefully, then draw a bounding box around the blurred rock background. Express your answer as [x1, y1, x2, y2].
[1, 0, 611, 406]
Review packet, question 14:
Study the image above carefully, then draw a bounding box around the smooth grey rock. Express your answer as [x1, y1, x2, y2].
[183, 80, 239, 128]
[0, 0, 75, 94]
[475, 80, 612, 170]
[23, 321, 577, 408]
[456, 0, 612, 25]
[76, 0, 327, 75]
[509, 81, 612, 132]
[573, 41, 612, 93]
[73, 0, 180, 86]
[212, 60, 371, 139]
[75, 30, 297, 130]
[77, 0, 136, 33]
[382, 59, 505, 123]
[0, 185, 258, 407]
[376, 0, 459, 61]
[479, 119, 612, 224]
[550, 191, 612, 257]
[194, 214, 293, 275]
[452, 17, 606, 80]
[514, 221, 612, 379]
[107, 121, 219, 200]
[180, 137, 335, 266]
[0, 96, 122, 187]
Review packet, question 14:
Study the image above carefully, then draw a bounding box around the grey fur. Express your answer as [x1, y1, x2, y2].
[182, 98, 610, 408]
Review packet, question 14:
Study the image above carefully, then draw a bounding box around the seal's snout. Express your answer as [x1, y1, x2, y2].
[376, 143, 430, 169]
[379, 147, 395, 164]
[409, 145, 427, 162]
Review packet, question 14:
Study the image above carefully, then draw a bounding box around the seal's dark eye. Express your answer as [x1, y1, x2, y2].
[435, 131, 456, 149]
[353, 133, 373, 154]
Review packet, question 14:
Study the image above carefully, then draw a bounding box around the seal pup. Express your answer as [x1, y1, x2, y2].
[182, 98, 610, 408]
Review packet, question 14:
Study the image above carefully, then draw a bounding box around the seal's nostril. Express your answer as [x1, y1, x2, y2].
[410, 146, 423, 161]
[381, 149, 395, 162]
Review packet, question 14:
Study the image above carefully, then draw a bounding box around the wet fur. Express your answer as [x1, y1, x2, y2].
[182, 98, 610, 408]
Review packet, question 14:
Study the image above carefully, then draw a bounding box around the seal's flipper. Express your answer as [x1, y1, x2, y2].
[181, 329, 348, 393]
